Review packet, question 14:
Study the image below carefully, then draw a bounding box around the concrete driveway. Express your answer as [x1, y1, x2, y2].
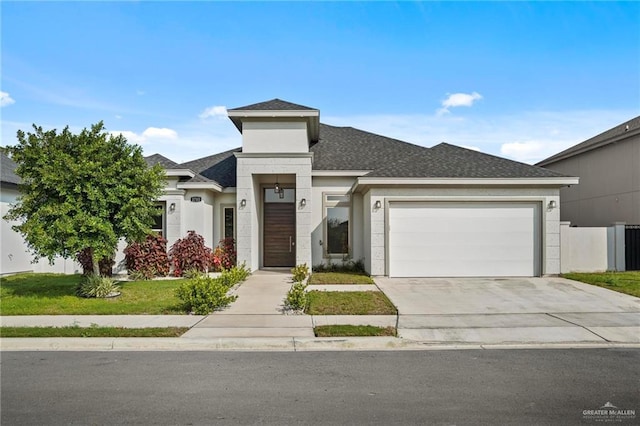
[375, 277, 640, 344]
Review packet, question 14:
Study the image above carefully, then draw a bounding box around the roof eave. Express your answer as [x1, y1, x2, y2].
[537, 127, 640, 166]
[177, 181, 224, 192]
[350, 176, 580, 193]
[165, 169, 196, 178]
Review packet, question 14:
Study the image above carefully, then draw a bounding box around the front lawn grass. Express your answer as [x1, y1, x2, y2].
[562, 271, 640, 298]
[308, 272, 374, 285]
[0, 326, 188, 338]
[314, 325, 396, 337]
[306, 291, 397, 315]
[0, 273, 185, 315]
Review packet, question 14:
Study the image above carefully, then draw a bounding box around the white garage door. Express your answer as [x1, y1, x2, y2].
[388, 202, 540, 277]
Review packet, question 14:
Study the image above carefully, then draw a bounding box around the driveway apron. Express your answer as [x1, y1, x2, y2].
[375, 277, 640, 344]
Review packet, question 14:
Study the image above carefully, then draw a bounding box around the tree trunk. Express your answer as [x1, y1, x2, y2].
[89, 248, 100, 276]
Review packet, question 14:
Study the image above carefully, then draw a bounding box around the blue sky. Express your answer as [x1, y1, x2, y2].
[2, 1, 639, 164]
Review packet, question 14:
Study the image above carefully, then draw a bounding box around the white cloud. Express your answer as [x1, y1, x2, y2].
[1, 91, 15, 107]
[110, 127, 178, 145]
[438, 91, 482, 115]
[199, 105, 228, 119]
[109, 130, 146, 144]
[142, 127, 178, 139]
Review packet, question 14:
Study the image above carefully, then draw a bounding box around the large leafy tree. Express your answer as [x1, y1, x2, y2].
[5, 122, 165, 276]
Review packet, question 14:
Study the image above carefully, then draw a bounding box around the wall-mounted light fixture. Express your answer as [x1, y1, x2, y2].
[374, 200, 382, 209]
[300, 198, 306, 207]
[548, 200, 557, 209]
[240, 199, 247, 207]
[169, 202, 176, 212]
[274, 175, 281, 194]
[278, 189, 285, 199]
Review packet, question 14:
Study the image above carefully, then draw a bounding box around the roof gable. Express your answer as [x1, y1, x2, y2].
[178, 148, 240, 188]
[144, 153, 178, 168]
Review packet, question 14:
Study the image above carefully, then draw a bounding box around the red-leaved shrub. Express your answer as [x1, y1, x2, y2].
[211, 237, 237, 272]
[76, 248, 114, 277]
[169, 231, 212, 277]
[124, 234, 170, 279]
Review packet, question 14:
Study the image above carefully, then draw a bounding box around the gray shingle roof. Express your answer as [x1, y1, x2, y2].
[228, 98, 317, 112]
[145, 153, 178, 168]
[179, 148, 240, 188]
[311, 124, 427, 171]
[1, 151, 20, 185]
[365, 143, 568, 178]
[537, 114, 640, 166]
[153, 120, 570, 187]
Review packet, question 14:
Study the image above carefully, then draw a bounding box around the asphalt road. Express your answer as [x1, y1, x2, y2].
[2, 349, 638, 425]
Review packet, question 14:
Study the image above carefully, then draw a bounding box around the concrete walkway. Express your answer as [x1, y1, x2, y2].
[182, 270, 315, 338]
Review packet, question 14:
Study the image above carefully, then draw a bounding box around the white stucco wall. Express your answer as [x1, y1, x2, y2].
[560, 222, 626, 272]
[543, 136, 640, 226]
[242, 121, 309, 153]
[1, 186, 81, 275]
[361, 186, 561, 276]
[310, 176, 361, 267]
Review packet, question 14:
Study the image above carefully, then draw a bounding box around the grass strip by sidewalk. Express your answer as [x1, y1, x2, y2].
[0, 273, 185, 315]
[314, 325, 396, 337]
[0, 326, 189, 338]
[308, 272, 374, 285]
[562, 271, 640, 298]
[306, 291, 397, 315]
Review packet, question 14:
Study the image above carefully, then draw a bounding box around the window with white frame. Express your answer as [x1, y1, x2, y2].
[323, 194, 351, 257]
[151, 203, 166, 237]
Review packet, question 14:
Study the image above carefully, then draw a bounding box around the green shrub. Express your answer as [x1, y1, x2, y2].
[217, 263, 250, 288]
[175, 275, 238, 315]
[183, 268, 206, 279]
[291, 263, 310, 283]
[77, 275, 120, 298]
[284, 282, 308, 312]
[312, 259, 366, 274]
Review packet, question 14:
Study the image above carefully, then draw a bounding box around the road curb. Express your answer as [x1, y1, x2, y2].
[2, 337, 639, 352]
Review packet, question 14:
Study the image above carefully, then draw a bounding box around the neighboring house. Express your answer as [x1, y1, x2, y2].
[1, 152, 79, 275]
[145, 99, 577, 278]
[537, 115, 640, 227]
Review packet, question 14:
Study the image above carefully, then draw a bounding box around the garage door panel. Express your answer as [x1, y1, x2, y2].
[388, 202, 540, 277]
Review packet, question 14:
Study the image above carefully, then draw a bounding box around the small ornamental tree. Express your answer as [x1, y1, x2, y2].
[4, 122, 165, 276]
[124, 234, 170, 279]
[169, 231, 212, 277]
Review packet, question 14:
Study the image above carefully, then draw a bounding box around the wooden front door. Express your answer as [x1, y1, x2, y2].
[263, 203, 296, 267]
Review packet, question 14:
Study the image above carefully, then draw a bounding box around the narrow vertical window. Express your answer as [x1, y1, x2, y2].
[223, 206, 235, 239]
[152, 203, 166, 237]
[324, 194, 351, 257]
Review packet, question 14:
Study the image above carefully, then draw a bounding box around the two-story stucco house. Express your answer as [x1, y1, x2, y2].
[537, 115, 640, 227]
[145, 99, 577, 278]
